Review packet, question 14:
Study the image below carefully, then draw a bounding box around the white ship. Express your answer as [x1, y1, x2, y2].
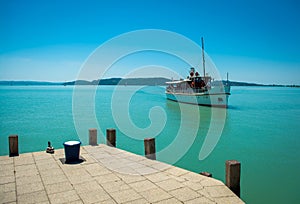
[165, 38, 230, 108]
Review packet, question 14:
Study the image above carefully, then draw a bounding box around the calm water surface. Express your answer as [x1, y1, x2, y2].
[0, 85, 299, 203]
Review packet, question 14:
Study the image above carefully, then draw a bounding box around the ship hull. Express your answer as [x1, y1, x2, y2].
[165, 91, 230, 108]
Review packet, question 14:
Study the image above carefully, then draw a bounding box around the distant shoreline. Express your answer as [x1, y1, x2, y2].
[0, 78, 299, 88]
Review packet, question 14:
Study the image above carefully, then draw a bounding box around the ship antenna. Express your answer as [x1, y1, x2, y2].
[227, 72, 229, 84]
[201, 37, 206, 77]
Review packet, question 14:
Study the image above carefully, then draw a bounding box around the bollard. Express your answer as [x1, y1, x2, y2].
[225, 160, 241, 197]
[46, 141, 54, 154]
[89, 128, 97, 145]
[144, 138, 156, 160]
[200, 172, 212, 177]
[63, 141, 81, 163]
[9, 135, 19, 157]
[106, 128, 116, 147]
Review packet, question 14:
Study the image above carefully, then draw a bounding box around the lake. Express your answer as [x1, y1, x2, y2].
[0, 85, 299, 203]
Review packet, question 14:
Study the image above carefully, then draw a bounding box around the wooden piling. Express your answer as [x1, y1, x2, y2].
[225, 160, 241, 197]
[106, 128, 116, 147]
[89, 128, 97, 145]
[144, 138, 156, 160]
[9, 135, 19, 157]
[200, 172, 212, 177]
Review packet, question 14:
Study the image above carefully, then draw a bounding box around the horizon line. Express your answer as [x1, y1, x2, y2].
[0, 78, 299, 87]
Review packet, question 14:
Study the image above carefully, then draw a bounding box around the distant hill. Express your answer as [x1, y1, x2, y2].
[0, 78, 299, 87]
[221, 80, 299, 87]
[220, 80, 264, 86]
[0, 81, 62, 86]
[62, 77, 170, 86]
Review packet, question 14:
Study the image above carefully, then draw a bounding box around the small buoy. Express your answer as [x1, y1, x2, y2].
[46, 141, 55, 154]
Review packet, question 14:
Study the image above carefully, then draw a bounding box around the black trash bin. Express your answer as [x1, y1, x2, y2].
[63, 141, 81, 163]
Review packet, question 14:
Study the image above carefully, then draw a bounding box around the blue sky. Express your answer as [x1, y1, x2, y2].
[0, 0, 299, 84]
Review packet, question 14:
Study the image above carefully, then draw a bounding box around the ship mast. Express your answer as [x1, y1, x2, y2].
[201, 37, 206, 77]
[227, 72, 229, 84]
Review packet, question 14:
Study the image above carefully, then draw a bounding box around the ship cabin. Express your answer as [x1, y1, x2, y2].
[166, 68, 212, 94]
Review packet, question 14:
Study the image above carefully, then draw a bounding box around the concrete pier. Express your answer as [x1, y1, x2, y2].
[0, 145, 244, 204]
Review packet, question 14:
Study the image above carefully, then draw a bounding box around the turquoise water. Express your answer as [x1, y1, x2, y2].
[1, 85, 300, 203]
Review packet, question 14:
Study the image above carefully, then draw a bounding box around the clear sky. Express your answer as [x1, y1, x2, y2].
[0, 0, 299, 84]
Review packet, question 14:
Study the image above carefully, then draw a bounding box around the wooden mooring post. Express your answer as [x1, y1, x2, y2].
[225, 160, 241, 197]
[144, 138, 156, 160]
[106, 128, 116, 147]
[9, 135, 19, 157]
[89, 128, 97, 145]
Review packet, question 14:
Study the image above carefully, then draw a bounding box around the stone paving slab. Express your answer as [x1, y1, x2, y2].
[0, 144, 244, 204]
